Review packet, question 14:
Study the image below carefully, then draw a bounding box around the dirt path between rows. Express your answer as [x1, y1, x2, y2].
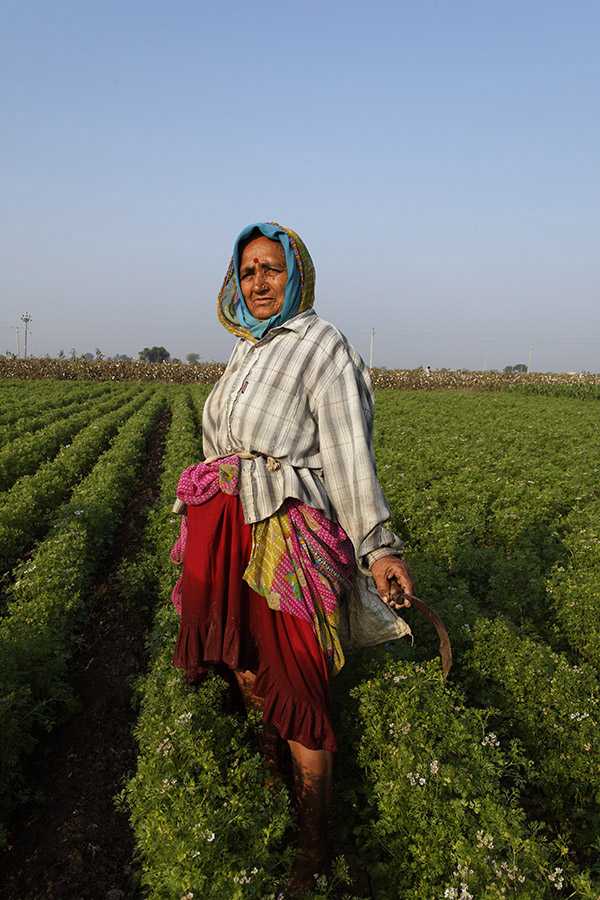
[0, 407, 171, 900]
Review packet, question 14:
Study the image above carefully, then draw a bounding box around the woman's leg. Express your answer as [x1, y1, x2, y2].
[234, 669, 333, 887]
[288, 740, 333, 891]
[244, 586, 337, 889]
[233, 669, 261, 710]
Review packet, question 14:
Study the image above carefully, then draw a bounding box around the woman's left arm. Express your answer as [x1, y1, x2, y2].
[316, 361, 414, 609]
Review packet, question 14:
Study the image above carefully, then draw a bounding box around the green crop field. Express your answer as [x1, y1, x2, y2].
[0, 377, 598, 899]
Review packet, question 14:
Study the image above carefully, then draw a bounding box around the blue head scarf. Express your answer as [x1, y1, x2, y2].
[232, 222, 302, 340]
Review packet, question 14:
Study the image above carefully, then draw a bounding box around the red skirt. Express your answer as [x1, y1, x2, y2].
[172, 491, 337, 752]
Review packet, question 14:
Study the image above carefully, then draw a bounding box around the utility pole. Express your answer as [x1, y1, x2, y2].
[20, 312, 32, 359]
[15, 326, 21, 357]
[528, 345, 533, 373]
[369, 328, 375, 369]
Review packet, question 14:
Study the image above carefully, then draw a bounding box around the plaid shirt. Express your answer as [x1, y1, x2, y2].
[202, 309, 403, 570]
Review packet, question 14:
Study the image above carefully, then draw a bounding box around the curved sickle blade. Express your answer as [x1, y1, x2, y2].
[406, 593, 453, 679]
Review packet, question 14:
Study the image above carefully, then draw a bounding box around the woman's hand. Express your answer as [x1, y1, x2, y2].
[370, 555, 414, 611]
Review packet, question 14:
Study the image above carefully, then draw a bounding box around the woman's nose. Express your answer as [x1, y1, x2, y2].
[255, 268, 269, 291]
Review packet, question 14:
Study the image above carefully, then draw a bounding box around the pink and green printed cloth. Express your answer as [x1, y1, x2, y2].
[170, 455, 355, 674]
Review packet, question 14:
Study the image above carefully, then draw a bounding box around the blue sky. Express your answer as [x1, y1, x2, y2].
[1, 1, 599, 371]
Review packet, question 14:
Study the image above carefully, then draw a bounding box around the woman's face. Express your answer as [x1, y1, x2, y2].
[239, 236, 287, 319]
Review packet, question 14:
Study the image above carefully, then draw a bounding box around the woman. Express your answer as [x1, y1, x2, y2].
[170, 222, 414, 893]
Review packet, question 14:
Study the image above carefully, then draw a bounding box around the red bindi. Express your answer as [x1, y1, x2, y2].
[253, 257, 259, 263]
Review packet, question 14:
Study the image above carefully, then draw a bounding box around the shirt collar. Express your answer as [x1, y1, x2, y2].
[255, 309, 316, 344]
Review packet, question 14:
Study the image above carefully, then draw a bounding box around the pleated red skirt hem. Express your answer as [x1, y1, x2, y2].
[171, 491, 337, 752]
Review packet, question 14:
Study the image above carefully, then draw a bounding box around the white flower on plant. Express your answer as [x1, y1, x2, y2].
[476, 830, 494, 849]
[548, 867, 564, 890]
[393, 674, 408, 683]
[569, 711, 590, 722]
[481, 732, 500, 749]
[74, 509, 84, 516]
[430, 759, 440, 776]
[494, 861, 525, 884]
[459, 885, 473, 900]
[233, 868, 253, 885]
[443, 889, 458, 899]
[406, 771, 426, 787]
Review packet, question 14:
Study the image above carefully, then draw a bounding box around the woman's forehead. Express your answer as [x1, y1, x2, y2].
[240, 235, 285, 264]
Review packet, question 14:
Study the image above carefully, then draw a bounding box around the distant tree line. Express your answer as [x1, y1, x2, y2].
[44, 346, 205, 365]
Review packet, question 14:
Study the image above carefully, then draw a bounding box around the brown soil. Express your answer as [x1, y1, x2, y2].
[0, 407, 171, 900]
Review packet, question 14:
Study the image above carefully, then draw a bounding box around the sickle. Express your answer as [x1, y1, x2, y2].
[402, 593, 453, 679]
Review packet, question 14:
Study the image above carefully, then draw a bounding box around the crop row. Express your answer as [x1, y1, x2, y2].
[374, 390, 600, 641]
[0, 390, 167, 842]
[0, 386, 152, 580]
[0, 377, 73, 410]
[546, 502, 600, 673]
[0, 382, 122, 447]
[464, 620, 599, 833]
[344, 656, 574, 899]
[0, 385, 145, 492]
[328, 621, 599, 895]
[0, 379, 116, 426]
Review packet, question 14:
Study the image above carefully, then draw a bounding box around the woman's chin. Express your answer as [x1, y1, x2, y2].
[248, 305, 280, 319]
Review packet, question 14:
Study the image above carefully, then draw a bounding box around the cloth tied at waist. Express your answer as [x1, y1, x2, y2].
[169, 454, 355, 674]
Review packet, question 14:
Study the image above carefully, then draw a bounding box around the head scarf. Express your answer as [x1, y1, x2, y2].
[217, 221, 315, 342]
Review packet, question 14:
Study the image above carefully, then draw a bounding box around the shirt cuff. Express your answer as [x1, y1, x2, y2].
[356, 528, 405, 576]
[365, 547, 403, 569]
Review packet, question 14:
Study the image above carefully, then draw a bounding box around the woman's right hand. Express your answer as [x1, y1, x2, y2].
[370, 555, 414, 611]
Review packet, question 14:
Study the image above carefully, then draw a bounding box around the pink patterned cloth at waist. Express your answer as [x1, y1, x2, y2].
[169, 455, 241, 566]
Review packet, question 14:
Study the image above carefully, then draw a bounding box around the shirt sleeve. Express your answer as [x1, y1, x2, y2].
[316, 360, 404, 573]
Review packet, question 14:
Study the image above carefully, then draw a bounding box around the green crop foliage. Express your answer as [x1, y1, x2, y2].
[0, 386, 149, 579]
[1, 379, 599, 895]
[0, 391, 167, 841]
[351, 658, 560, 899]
